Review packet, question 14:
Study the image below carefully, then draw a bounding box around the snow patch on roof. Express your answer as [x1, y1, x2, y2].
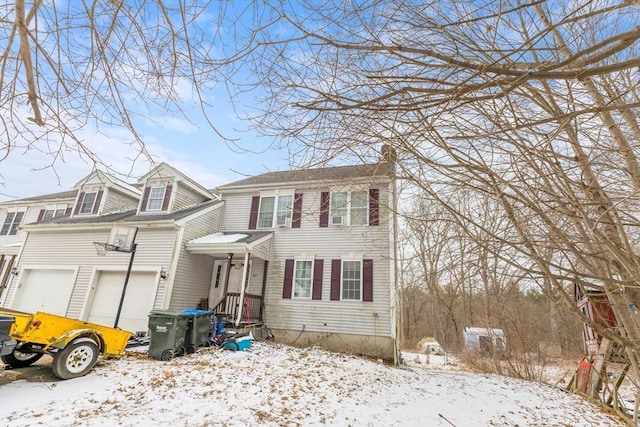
[190, 232, 249, 244]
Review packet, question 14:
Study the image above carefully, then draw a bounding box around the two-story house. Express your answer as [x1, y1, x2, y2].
[1, 160, 399, 361]
[196, 162, 398, 361]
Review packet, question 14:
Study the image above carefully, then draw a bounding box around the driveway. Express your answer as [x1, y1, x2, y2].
[0, 355, 58, 385]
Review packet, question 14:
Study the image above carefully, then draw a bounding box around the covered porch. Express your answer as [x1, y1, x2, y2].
[185, 231, 272, 327]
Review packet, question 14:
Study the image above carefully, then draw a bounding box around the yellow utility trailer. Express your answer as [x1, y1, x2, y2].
[0, 309, 131, 379]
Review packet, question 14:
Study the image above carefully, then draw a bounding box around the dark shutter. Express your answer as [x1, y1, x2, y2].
[320, 192, 330, 227]
[92, 190, 103, 214]
[312, 259, 323, 300]
[292, 193, 303, 228]
[363, 259, 374, 302]
[37, 209, 45, 221]
[73, 192, 85, 215]
[330, 259, 341, 301]
[369, 189, 379, 226]
[283, 259, 294, 299]
[64, 206, 72, 216]
[249, 196, 260, 230]
[140, 187, 151, 212]
[162, 185, 173, 211]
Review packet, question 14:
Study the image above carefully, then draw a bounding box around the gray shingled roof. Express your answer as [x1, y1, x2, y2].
[217, 162, 394, 190]
[29, 200, 222, 226]
[9, 189, 78, 203]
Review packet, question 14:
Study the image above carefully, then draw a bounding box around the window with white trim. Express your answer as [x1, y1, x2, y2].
[293, 260, 313, 298]
[147, 186, 166, 211]
[342, 260, 362, 300]
[0, 211, 24, 236]
[43, 206, 67, 220]
[258, 194, 293, 228]
[79, 192, 98, 214]
[330, 191, 367, 226]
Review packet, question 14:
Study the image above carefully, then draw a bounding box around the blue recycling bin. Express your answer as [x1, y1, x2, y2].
[182, 309, 214, 353]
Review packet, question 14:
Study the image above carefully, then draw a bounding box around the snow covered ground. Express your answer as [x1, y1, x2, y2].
[0, 342, 625, 426]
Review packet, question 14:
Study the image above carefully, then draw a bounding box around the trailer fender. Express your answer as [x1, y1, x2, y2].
[50, 329, 105, 353]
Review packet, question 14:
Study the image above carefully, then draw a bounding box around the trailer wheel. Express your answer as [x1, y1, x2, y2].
[52, 338, 99, 380]
[1, 343, 44, 368]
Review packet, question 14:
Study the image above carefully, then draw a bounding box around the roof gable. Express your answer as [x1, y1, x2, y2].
[138, 162, 214, 199]
[74, 170, 141, 199]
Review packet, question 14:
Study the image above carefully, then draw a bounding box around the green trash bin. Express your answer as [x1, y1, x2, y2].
[148, 310, 190, 361]
[182, 309, 214, 354]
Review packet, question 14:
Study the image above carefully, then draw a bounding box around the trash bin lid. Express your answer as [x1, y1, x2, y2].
[181, 309, 213, 315]
[149, 309, 185, 317]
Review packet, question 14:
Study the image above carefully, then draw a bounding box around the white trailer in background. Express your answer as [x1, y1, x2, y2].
[463, 326, 506, 353]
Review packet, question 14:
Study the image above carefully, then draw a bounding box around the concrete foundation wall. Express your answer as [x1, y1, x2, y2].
[271, 329, 396, 363]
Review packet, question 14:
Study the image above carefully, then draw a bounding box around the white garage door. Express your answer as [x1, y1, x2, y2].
[87, 271, 157, 333]
[11, 269, 75, 316]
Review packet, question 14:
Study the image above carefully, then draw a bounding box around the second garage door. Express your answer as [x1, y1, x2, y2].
[87, 270, 157, 333]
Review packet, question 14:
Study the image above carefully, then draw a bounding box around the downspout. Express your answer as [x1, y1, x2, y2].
[391, 174, 400, 365]
[235, 248, 251, 326]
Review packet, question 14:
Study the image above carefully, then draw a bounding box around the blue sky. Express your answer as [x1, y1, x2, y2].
[0, 2, 293, 202]
[0, 108, 289, 201]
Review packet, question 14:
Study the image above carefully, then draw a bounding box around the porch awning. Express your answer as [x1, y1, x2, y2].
[0, 242, 22, 256]
[184, 231, 273, 259]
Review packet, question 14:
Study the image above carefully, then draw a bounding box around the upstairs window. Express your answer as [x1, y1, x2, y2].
[73, 190, 103, 216]
[258, 194, 293, 228]
[43, 207, 67, 220]
[0, 211, 24, 236]
[79, 192, 97, 214]
[147, 187, 166, 211]
[330, 191, 367, 226]
[38, 205, 69, 221]
[140, 184, 173, 212]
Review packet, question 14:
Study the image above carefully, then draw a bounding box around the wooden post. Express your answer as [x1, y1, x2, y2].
[587, 338, 613, 398]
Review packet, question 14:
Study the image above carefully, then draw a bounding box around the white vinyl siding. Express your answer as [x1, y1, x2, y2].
[172, 182, 212, 211]
[220, 183, 393, 338]
[169, 205, 223, 309]
[3, 229, 176, 320]
[102, 189, 139, 214]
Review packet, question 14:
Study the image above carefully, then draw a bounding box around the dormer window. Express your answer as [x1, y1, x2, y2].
[76, 191, 102, 215]
[147, 187, 166, 211]
[140, 184, 172, 213]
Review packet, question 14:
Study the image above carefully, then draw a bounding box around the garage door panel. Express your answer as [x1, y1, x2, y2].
[11, 269, 75, 316]
[88, 271, 156, 332]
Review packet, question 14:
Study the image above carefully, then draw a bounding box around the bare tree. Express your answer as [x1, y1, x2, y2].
[214, 0, 640, 384]
[1, 1, 241, 188]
